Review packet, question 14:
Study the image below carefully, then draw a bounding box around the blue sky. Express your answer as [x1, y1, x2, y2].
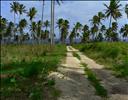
[1, 0, 128, 38]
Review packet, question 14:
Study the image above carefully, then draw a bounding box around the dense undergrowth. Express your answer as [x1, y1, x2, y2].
[73, 42, 128, 78]
[1, 44, 66, 100]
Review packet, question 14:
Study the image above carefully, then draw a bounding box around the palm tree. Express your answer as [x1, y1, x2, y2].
[90, 15, 100, 26]
[44, 20, 50, 31]
[0, 17, 7, 40]
[125, 4, 128, 18]
[19, 19, 27, 42]
[60, 19, 69, 43]
[100, 25, 106, 40]
[82, 24, 90, 43]
[18, 4, 26, 21]
[105, 28, 112, 41]
[98, 12, 105, 21]
[106, 23, 118, 42]
[120, 24, 128, 40]
[112, 22, 118, 32]
[44, 20, 50, 40]
[41, 0, 45, 23]
[90, 15, 101, 39]
[27, 7, 37, 23]
[5, 22, 14, 39]
[27, 7, 37, 40]
[104, 0, 122, 27]
[19, 19, 27, 35]
[56, 18, 63, 40]
[50, 0, 62, 45]
[69, 28, 75, 44]
[30, 22, 37, 40]
[91, 24, 98, 41]
[74, 22, 82, 42]
[10, 2, 19, 25]
[10, 1, 19, 37]
[36, 20, 42, 43]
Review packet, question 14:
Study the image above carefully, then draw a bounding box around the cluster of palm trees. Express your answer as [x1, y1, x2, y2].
[0, 1, 52, 43]
[68, 0, 128, 43]
[0, 0, 128, 44]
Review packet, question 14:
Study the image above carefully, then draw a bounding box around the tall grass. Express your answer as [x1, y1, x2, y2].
[73, 42, 128, 78]
[0, 44, 66, 99]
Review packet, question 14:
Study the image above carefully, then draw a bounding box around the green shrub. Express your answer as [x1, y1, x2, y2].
[113, 58, 128, 77]
[103, 47, 119, 59]
[20, 61, 45, 78]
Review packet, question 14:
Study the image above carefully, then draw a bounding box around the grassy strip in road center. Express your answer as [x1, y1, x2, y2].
[81, 63, 108, 97]
[72, 52, 81, 60]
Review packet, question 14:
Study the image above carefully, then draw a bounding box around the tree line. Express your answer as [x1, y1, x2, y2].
[0, 0, 128, 44]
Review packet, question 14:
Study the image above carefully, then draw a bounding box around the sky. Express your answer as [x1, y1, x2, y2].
[1, 0, 128, 38]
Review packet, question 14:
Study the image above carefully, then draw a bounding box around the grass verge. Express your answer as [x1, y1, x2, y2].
[72, 52, 81, 60]
[0, 44, 66, 100]
[81, 63, 107, 97]
[73, 42, 128, 78]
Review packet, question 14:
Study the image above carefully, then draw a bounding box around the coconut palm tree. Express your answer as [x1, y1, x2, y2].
[104, 0, 122, 27]
[44, 20, 50, 31]
[91, 24, 98, 41]
[19, 19, 27, 35]
[60, 19, 69, 43]
[27, 7, 37, 40]
[90, 15, 101, 39]
[105, 28, 112, 41]
[43, 20, 50, 40]
[56, 18, 63, 40]
[0, 17, 7, 40]
[98, 12, 105, 21]
[36, 20, 42, 43]
[69, 28, 75, 44]
[30, 21, 37, 40]
[74, 22, 82, 42]
[10, 2, 19, 25]
[10, 1, 19, 38]
[18, 4, 26, 21]
[105, 23, 118, 42]
[27, 7, 37, 23]
[112, 22, 118, 32]
[125, 4, 128, 19]
[5, 22, 14, 39]
[50, 0, 62, 45]
[41, 0, 45, 23]
[19, 19, 27, 42]
[120, 24, 128, 40]
[100, 25, 106, 40]
[82, 24, 90, 43]
[90, 15, 100, 26]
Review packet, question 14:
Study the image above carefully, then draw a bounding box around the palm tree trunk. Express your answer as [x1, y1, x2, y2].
[109, 16, 112, 28]
[52, 0, 55, 45]
[50, 0, 54, 45]
[50, 0, 52, 45]
[42, 0, 45, 23]
[14, 12, 16, 40]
